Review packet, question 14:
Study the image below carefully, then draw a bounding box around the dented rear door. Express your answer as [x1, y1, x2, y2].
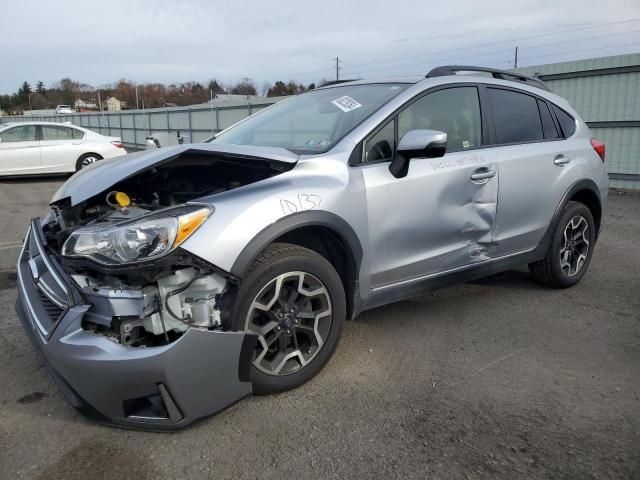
[362, 148, 499, 289]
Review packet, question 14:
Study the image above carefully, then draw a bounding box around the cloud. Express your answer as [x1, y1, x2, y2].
[1, 0, 639, 93]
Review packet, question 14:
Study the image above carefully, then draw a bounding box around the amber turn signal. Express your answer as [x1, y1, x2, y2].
[173, 208, 211, 247]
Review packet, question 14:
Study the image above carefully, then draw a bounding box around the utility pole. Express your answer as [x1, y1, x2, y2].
[135, 84, 139, 110]
[514, 46, 518, 69]
[241, 77, 252, 98]
[98, 91, 102, 112]
[333, 57, 340, 81]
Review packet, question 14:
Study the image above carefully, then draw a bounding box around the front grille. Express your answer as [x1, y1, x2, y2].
[18, 220, 73, 337]
[37, 289, 64, 320]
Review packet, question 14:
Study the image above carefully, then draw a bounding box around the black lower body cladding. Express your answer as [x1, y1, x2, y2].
[16, 219, 257, 430]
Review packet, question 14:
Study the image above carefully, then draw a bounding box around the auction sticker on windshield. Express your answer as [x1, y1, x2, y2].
[331, 96, 362, 112]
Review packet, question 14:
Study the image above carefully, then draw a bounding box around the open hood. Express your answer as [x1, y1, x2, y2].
[51, 143, 299, 206]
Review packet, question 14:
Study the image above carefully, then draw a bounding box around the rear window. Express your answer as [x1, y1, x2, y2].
[551, 105, 576, 137]
[488, 88, 543, 144]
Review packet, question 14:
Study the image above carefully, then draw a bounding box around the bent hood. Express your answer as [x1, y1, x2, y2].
[51, 143, 299, 206]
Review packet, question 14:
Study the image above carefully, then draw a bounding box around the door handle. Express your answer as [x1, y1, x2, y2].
[553, 155, 571, 166]
[470, 169, 496, 181]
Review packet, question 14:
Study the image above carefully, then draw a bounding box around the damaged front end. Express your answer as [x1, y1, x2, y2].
[15, 145, 297, 429]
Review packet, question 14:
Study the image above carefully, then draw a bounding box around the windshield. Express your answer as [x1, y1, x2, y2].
[208, 83, 409, 153]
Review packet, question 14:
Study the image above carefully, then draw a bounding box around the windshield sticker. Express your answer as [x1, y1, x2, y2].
[331, 96, 362, 113]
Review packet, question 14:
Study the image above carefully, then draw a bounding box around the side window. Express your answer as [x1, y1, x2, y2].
[537, 100, 560, 140]
[71, 128, 84, 140]
[398, 87, 481, 152]
[41, 126, 75, 141]
[364, 119, 395, 163]
[488, 88, 543, 144]
[551, 105, 576, 138]
[0, 125, 37, 143]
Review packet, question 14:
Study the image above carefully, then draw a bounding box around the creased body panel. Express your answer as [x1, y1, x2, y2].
[361, 149, 499, 289]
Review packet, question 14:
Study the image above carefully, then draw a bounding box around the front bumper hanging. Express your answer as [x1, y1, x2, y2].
[15, 219, 256, 431]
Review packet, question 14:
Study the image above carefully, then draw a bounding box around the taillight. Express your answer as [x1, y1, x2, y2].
[111, 140, 124, 148]
[590, 138, 605, 162]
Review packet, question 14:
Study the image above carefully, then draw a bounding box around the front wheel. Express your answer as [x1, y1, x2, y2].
[529, 201, 596, 288]
[232, 243, 346, 394]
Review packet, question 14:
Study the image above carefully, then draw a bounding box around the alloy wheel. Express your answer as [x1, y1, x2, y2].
[559, 215, 590, 277]
[81, 156, 99, 168]
[245, 271, 332, 376]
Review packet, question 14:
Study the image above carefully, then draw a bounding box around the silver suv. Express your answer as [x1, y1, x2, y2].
[16, 66, 608, 429]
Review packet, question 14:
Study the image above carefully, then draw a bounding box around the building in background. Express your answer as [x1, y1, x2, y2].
[518, 53, 640, 190]
[104, 97, 126, 112]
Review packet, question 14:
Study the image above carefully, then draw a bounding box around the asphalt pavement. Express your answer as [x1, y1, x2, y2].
[0, 178, 638, 479]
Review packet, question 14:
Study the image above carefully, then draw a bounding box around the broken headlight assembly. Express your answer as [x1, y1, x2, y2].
[62, 206, 212, 265]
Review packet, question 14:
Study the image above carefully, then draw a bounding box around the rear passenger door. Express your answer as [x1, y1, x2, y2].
[38, 125, 84, 173]
[488, 87, 575, 256]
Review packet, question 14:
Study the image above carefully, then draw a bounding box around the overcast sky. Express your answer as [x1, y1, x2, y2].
[1, 0, 640, 94]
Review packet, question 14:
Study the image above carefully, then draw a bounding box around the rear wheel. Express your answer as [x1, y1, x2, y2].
[76, 153, 103, 171]
[232, 243, 346, 394]
[529, 201, 596, 288]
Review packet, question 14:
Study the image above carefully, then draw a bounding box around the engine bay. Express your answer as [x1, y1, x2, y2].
[44, 150, 288, 252]
[39, 150, 291, 347]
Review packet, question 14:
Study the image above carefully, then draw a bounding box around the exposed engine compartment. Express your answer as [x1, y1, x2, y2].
[44, 150, 291, 251]
[74, 267, 230, 347]
[39, 149, 292, 347]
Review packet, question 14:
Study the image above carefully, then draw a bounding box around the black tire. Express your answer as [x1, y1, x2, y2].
[529, 201, 596, 288]
[232, 243, 346, 394]
[75, 153, 103, 171]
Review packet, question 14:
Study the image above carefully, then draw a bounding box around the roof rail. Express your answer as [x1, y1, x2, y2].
[426, 65, 550, 91]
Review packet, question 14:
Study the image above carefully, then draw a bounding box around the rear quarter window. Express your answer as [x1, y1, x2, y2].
[551, 105, 576, 138]
[537, 100, 560, 140]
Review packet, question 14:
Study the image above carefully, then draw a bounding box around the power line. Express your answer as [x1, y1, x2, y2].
[260, 17, 640, 82]
[519, 41, 640, 62]
[350, 42, 640, 79]
[344, 31, 640, 78]
[342, 17, 640, 71]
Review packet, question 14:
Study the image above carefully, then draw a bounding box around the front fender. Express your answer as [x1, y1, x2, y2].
[229, 210, 363, 277]
[179, 157, 366, 277]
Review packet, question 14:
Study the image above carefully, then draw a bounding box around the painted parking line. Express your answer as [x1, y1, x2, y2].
[0, 241, 22, 251]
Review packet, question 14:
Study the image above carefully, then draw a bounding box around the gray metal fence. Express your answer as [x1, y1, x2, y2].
[518, 53, 640, 190]
[0, 98, 283, 149]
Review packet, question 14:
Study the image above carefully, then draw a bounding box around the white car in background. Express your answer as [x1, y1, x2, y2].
[55, 105, 74, 114]
[0, 122, 127, 176]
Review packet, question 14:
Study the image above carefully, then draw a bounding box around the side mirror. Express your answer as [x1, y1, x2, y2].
[389, 129, 447, 178]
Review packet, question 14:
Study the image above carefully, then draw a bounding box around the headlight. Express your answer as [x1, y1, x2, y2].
[62, 207, 211, 265]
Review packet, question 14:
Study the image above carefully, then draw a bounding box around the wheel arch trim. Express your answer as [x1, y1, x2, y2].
[536, 178, 602, 257]
[230, 211, 363, 281]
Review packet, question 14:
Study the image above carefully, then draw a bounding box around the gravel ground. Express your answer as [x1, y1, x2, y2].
[0, 178, 638, 480]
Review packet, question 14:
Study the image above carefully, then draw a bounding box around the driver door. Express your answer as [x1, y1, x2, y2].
[359, 86, 499, 289]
